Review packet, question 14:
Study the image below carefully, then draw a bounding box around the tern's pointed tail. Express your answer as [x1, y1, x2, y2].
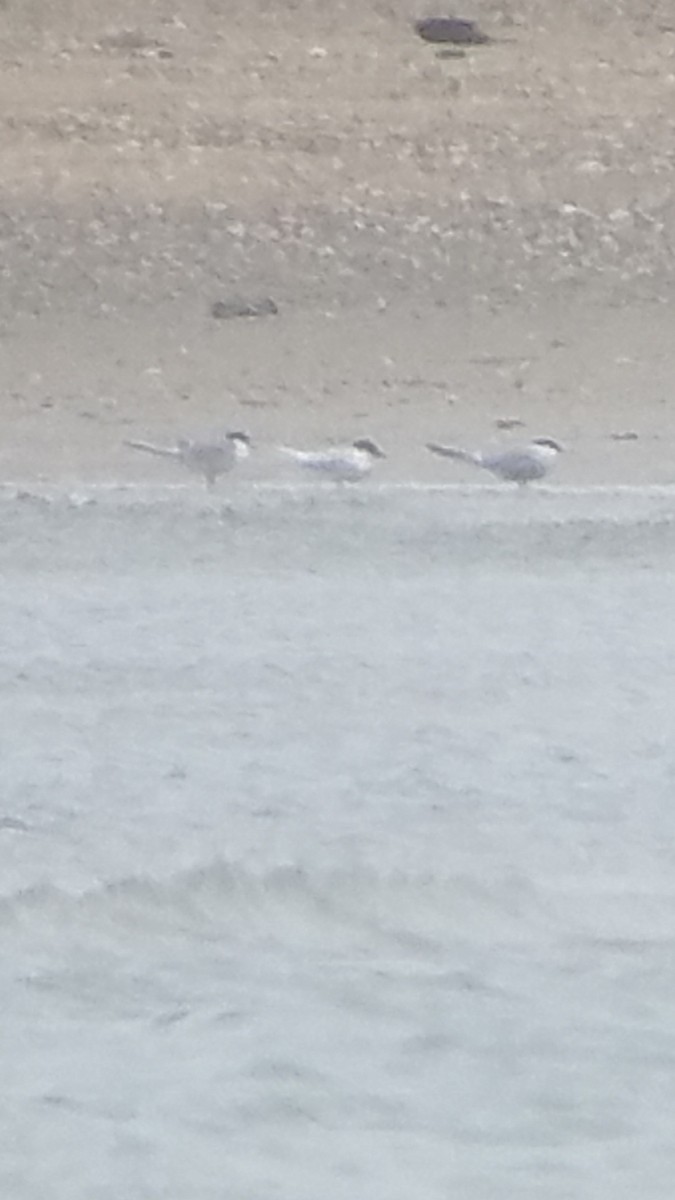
[124, 440, 180, 460]
[426, 443, 482, 467]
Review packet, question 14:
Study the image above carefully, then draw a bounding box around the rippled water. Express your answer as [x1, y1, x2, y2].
[2, 487, 675, 1199]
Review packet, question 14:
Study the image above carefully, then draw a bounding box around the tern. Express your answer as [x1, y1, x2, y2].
[278, 438, 386, 483]
[426, 437, 564, 485]
[125, 431, 251, 489]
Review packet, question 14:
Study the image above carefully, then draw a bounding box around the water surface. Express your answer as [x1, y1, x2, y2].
[2, 487, 674, 1199]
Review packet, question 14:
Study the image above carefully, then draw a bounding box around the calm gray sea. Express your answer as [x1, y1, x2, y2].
[2, 485, 675, 1199]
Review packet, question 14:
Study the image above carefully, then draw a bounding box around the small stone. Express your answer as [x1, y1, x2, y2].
[211, 297, 278, 320]
[495, 417, 525, 430]
[414, 17, 489, 45]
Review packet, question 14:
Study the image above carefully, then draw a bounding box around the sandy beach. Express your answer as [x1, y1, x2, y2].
[1, 0, 675, 485]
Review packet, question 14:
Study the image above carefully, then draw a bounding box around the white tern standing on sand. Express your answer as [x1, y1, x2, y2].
[125, 432, 251, 489]
[278, 438, 386, 483]
[426, 437, 564, 486]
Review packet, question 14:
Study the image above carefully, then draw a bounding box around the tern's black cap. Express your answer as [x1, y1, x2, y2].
[353, 437, 386, 459]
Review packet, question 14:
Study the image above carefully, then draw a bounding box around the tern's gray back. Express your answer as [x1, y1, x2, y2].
[305, 452, 365, 480]
[179, 439, 236, 481]
[481, 448, 548, 483]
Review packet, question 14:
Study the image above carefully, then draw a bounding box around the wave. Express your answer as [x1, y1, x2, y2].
[4, 860, 674, 955]
[0, 859, 551, 950]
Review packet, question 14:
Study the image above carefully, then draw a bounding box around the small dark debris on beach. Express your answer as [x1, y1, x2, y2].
[414, 17, 490, 45]
[211, 297, 279, 320]
[495, 417, 525, 430]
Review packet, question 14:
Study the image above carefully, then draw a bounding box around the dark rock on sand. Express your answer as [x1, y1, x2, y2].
[211, 297, 279, 320]
[414, 17, 490, 45]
